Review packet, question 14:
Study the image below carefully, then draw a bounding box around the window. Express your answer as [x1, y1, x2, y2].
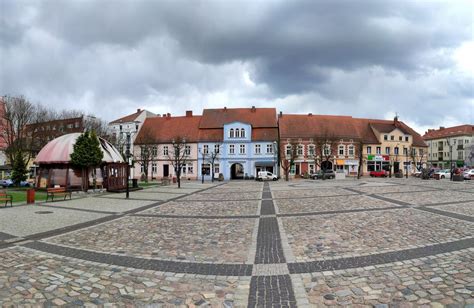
[412, 148, 417, 156]
[286, 145, 292, 156]
[230, 129, 234, 138]
[152, 146, 157, 157]
[348, 145, 354, 156]
[187, 164, 194, 174]
[119, 125, 122, 131]
[385, 147, 390, 155]
[376, 147, 381, 154]
[399, 136, 402, 141]
[308, 145, 315, 156]
[323, 145, 330, 156]
[458, 151, 464, 159]
[405, 136, 409, 142]
[214, 144, 220, 154]
[394, 147, 399, 155]
[403, 147, 407, 155]
[152, 163, 157, 173]
[214, 163, 220, 174]
[202, 164, 210, 175]
[135, 124, 139, 130]
[163, 146, 168, 156]
[297, 145, 304, 156]
[367, 146, 372, 154]
[229, 144, 235, 154]
[203, 145, 209, 154]
[241, 129, 245, 138]
[309, 164, 315, 174]
[239, 144, 246, 154]
[185, 145, 191, 156]
[419, 148, 424, 156]
[235, 129, 240, 138]
[338, 145, 345, 156]
[266, 144, 273, 154]
[255, 144, 261, 154]
[384, 135, 388, 140]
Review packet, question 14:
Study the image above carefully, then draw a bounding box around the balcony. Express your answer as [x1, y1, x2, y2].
[457, 145, 464, 150]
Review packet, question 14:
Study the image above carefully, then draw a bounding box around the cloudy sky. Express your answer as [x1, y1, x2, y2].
[1, 0, 473, 133]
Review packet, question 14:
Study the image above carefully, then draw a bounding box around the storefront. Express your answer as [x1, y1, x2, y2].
[335, 159, 359, 175]
[366, 155, 390, 172]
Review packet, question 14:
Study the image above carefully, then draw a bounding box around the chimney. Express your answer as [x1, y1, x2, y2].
[137, 108, 141, 113]
[439, 126, 445, 130]
[251, 106, 256, 112]
[167, 113, 171, 118]
[162, 114, 166, 117]
[308, 113, 312, 116]
[394, 115, 399, 124]
[224, 107, 227, 112]
[186, 110, 193, 117]
[279, 111, 283, 118]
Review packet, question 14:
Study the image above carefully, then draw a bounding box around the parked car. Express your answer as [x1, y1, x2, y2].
[256, 171, 278, 181]
[311, 170, 336, 180]
[463, 169, 474, 180]
[369, 170, 388, 178]
[434, 169, 451, 179]
[0, 179, 31, 187]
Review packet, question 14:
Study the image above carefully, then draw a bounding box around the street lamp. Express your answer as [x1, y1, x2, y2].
[405, 147, 408, 179]
[125, 132, 131, 199]
[273, 141, 279, 177]
[198, 147, 205, 184]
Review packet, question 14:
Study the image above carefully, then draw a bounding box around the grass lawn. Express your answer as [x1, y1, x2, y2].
[138, 181, 160, 188]
[2, 189, 48, 203]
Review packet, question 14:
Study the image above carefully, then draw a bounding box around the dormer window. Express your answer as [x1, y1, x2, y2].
[235, 128, 240, 138]
[230, 129, 234, 138]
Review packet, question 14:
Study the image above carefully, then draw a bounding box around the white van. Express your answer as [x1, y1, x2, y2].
[257, 171, 278, 181]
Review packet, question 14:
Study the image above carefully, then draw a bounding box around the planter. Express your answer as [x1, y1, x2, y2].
[453, 174, 464, 182]
[394, 173, 403, 178]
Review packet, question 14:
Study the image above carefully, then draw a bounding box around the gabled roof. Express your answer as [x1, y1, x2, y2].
[135, 115, 202, 144]
[423, 125, 474, 140]
[109, 109, 154, 124]
[199, 108, 277, 129]
[279, 114, 427, 147]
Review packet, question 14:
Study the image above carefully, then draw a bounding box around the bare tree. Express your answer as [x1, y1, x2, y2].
[134, 127, 156, 183]
[167, 136, 188, 188]
[313, 132, 337, 175]
[410, 147, 427, 172]
[280, 140, 298, 181]
[206, 143, 221, 182]
[356, 140, 364, 179]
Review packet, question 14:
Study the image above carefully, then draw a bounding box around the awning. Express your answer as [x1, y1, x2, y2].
[255, 161, 275, 167]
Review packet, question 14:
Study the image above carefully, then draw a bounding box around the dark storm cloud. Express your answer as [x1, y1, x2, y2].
[0, 0, 472, 129]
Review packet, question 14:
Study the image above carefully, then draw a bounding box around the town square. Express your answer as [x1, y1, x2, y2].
[1, 0, 473, 307]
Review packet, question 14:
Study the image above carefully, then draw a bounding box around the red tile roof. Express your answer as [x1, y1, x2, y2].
[279, 114, 427, 147]
[199, 108, 277, 128]
[135, 115, 202, 144]
[109, 110, 143, 124]
[423, 125, 474, 140]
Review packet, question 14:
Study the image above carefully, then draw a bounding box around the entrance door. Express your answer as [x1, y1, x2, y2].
[295, 164, 300, 176]
[230, 163, 244, 179]
[394, 162, 400, 173]
[163, 164, 169, 177]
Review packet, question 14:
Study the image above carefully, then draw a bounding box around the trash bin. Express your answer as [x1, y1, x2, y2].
[132, 179, 138, 188]
[27, 189, 35, 204]
[433, 173, 440, 180]
[172, 177, 177, 184]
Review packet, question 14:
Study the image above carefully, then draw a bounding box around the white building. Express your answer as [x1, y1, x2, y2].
[108, 109, 156, 178]
[423, 125, 474, 168]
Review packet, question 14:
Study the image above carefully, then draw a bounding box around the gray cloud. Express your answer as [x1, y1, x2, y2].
[0, 0, 472, 130]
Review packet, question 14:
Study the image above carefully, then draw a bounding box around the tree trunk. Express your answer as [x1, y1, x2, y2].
[82, 167, 89, 192]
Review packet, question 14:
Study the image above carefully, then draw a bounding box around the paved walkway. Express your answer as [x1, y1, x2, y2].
[0, 179, 473, 306]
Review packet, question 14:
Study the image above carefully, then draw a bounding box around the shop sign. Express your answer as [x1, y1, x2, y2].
[336, 159, 345, 165]
[345, 159, 359, 166]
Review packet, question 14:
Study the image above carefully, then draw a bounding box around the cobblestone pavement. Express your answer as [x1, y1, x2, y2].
[0, 178, 473, 306]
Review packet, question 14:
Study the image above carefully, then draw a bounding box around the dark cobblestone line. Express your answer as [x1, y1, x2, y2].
[288, 237, 474, 273]
[255, 219, 285, 264]
[262, 190, 272, 199]
[181, 193, 359, 202]
[277, 205, 408, 217]
[260, 200, 276, 215]
[131, 213, 259, 219]
[248, 275, 297, 308]
[368, 194, 413, 206]
[414, 206, 474, 223]
[420, 199, 474, 207]
[341, 187, 364, 194]
[0, 232, 16, 241]
[23, 241, 253, 276]
[34, 204, 117, 215]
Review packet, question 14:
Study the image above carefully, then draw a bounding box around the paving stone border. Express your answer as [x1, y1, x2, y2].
[277, 205, 408, 217]
[414, 206, 474, 222]
[248, 275, 297, 307]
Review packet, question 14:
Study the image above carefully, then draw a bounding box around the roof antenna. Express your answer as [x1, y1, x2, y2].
[394, 112, 399, 123]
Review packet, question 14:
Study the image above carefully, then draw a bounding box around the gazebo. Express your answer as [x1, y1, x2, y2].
[35, 133, 128, 191]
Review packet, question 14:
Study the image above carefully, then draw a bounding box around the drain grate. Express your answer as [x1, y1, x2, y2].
[35, 211, 54, 214]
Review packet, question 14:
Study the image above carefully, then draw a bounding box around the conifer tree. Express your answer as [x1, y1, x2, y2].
[70, 131, 104, 191]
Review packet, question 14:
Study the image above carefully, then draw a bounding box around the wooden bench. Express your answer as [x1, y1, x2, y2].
[0, 191, 12, 207]
[46, 187, 72, 202]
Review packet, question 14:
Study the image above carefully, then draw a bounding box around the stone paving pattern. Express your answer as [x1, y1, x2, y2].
[282, 208, 474, 261]
[46, 216, 256, 263]
[143, 200, 259, 216]
[435, 201, 474, 217]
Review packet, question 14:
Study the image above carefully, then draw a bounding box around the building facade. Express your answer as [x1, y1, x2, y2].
[279, 114, 427, 177]
[108, 109, 156, 178]
[423, 125, 474, 168]
[197, 108, 278, 180]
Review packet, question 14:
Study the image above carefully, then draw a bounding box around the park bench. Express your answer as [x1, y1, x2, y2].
[46, 187, 72, 202]
[0, 190, 13, 207]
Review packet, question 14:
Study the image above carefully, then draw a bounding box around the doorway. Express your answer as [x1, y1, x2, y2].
[230, 163, 244, 179]
[321, 161, 333, 171]
[163, 164, 169, 177]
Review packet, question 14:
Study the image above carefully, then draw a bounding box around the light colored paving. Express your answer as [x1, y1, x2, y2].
[142, 200, 260, 216]
[43, 196, 154, 213]
[382, 190, 474, 205]
[46, 216, 257, 263]
[435, 201, 474, 217]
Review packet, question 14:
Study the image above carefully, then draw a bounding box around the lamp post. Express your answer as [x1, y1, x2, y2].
[125, 133, 131, 199]
[273, 141, 279, 178]
[405, 147, 408, 179]
[198, 147, 206, 184]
